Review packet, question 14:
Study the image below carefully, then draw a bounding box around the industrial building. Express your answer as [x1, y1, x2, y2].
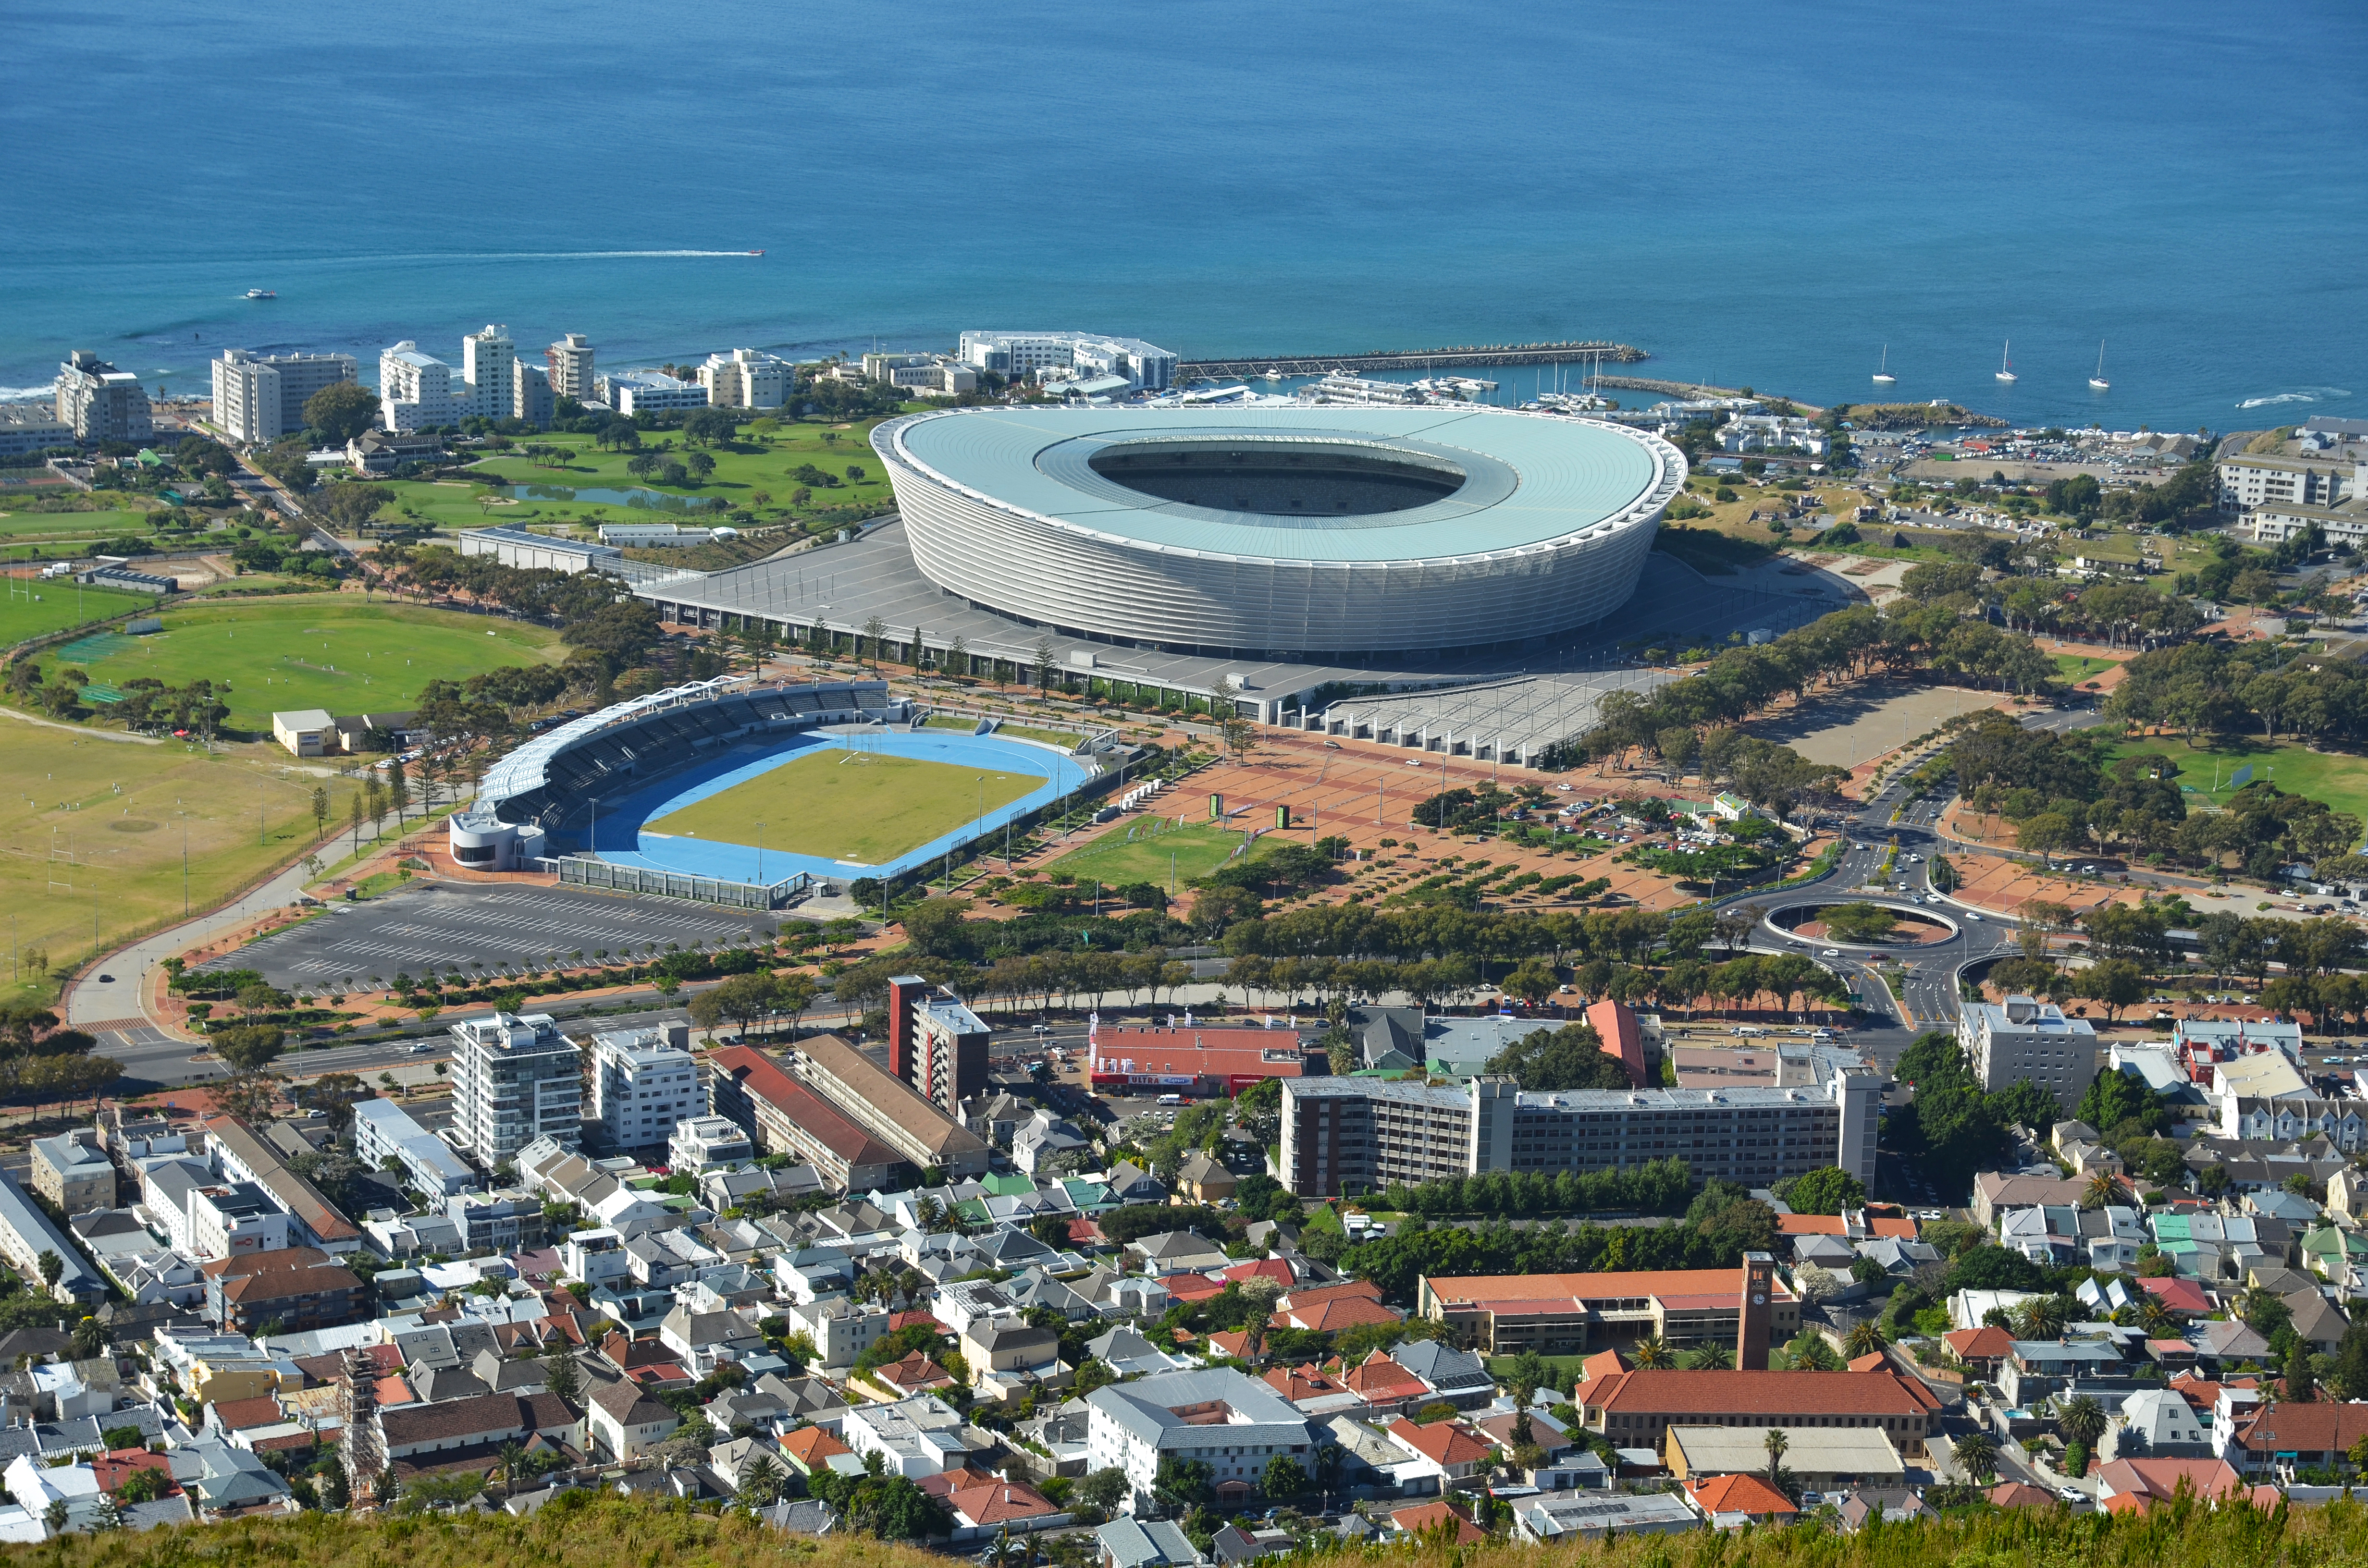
[1279, 1051, 1879, 1199]
[1088, 1024, 1314, 1097]
[873, 404, 1681, 662]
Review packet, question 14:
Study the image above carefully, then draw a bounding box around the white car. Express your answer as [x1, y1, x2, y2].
[1965, 912, 1982, 921]
[1822, 947, 1841, 957]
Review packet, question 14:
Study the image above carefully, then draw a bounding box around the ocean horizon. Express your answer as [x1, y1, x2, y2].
[3, 0, 2362, 435]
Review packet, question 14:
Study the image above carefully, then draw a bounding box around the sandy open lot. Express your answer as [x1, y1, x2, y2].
[1749, 681, 2007, 769]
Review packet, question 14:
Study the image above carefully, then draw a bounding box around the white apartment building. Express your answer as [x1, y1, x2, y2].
[1717, 414, 1829, 456]
[699, 349, 791, 409]
[186, 1182, 290, 1260]
[590, 1025, 702, 1157]
[784, 1295, 893, 1370]
[449, 1011, 584, 1161]
[210, 349, 358, 443]
[0, 404, 73, 458]
[54, 352, 152, 443]
[379, 325, 548, 431]
[2217, 453, 2362, 516]
[957, 331, 1177, 392]
[601, 370, 709, 415]
[546, 333, 597, 402]
[1083, 1368, 1312, 1512]
[351, 1096, 478, 1196]
[1958, 996, 2099, 1110]
[668, 1115, 754, 1173]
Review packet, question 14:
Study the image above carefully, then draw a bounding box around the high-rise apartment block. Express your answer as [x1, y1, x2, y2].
[210, 349, 359, 443]
[888, 976, 991, 1113]
[589, 1023, 702, 1157]
[378, 325, 549, 432]
[546, 333, 596, 402]
[448, 1011, 583, 1161]
[54, 352, 153, 443]
[700, 349, 791, 408]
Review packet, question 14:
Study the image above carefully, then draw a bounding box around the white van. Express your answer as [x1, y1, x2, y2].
[1155, 1093, 1186, 1107]
[1734, 1025, 1769, 1038]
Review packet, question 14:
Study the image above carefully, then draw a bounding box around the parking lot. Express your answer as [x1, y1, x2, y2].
[191, 881, 779, 990]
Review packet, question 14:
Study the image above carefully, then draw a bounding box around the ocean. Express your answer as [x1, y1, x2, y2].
[2, 0, 2363, 434]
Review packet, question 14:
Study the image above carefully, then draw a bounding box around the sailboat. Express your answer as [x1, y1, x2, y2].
[1872, 346, 1895, 385]
[2088, 341, 2110, 391]
[1994, 341, 2017, 383]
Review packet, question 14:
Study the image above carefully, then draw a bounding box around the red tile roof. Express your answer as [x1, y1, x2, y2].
[1585, 1369, 1929, 1419]
[1686, 1473, 1798, 1517]
[1390, 1501, 1485, 1544]
[1943, 1326, 2015, 1361]
[778, 1425, 851, 1471]
[1389, 1419, 1494, 1468]
[875, 1351, 956, 1394]
[1090, 1026, 1310, 1083]
[1427, 1267, 1791, 1313]
[1585, 999, 1650, 1087]
[210, 1395, 285, 1432]
[1276, 1279, 1383, 1310]
[1777, 1213, 1919, 1238]
[1265, 1365, 1357, 1404]
[2094, 1457, 2269, 1513]
[2233, 1401, 2368, 1455]
[949, 1479, 1062, 1527]
[708, 1045, 899, 1169]
[1579, 1349, 1628, 1384]
[1163, 1274, 1228, 1303]
[2140, 1277, 2210, 1314]
[91, 1450, 177, 1498]
[1223, 1258, 1295, 1288]
[1985, 1481, 2056, 1510]
[1343, 1352, 1428, 1399]
[1285, 1295, 1402, 1333]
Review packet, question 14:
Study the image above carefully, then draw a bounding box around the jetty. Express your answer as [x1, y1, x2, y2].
[1178, 340, 1646, 380]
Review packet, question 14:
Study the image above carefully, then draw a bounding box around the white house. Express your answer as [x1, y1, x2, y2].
[1083, 1368, 1313, 1513]
[587, 1379, 681, 1460]
[841, 1393, 971, 1479]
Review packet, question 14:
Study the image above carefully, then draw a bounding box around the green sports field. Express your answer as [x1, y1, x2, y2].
[2053, 653, 2115, 682]
[2106, 735, 2368, 826]
[647, 749, 1039, 865]
[0, 579, 161, 648]
[62, 596, 567, 732]
[1047, 819, 1275, 888]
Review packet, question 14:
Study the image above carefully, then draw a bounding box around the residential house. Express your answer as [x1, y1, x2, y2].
[1127, 1230, 1228, 1276]
[1385, 1418, 1495, 1486]
[841, 1393, 970, 1479]
[585, 1380, 681, 1460]
[1384, 1500, 1486, 1545]
[1392, 1340, 1496, 1412]
[1969, 1172, 2086, 1229]
[1685, 1472, 1798, 1528]
[29, 1132, 114, 1214]
[2227, 1400, 2368, 1475]
[2093, 1456, 2277, 1513]
[2118, 1388, 2213, 1458]
[961, 1320, 1068, 1403]
[1514, 1491, 1699, 1542]
[1097, 1518, 1209, 1568]
[1174, 1153, 1237, 1206]
[1833, 1488, 1933, 1533]
[946, 1477, 1069, 1541]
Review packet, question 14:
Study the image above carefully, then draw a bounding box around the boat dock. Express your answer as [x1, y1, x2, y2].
[1178, 339, 1647, 380]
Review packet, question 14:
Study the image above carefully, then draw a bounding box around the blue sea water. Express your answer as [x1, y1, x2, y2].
[2, 0, 2363, 434]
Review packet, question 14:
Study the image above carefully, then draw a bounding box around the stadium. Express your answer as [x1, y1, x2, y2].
[871, 404, 1686, 660]
[451, 677, 1104, 906]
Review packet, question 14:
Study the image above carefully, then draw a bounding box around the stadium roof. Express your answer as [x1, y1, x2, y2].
[887, 405, 1664, 564]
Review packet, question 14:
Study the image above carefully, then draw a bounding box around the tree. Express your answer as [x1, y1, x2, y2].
[2076, 958, 2147, 1025]
[1080, 1467, 1133, 1515]
[1763, 1426, 1790, 1486]
[2057, 1393, 2107, 1454]
[2286, 1339, 2317, 1403]
[1260, 1454, 1306, 1497]
[37, 1251, 62, 1293]
[543, 1339, 580, 1401]
[1631, 1335, 1673, 1369]
[1953, 1428, 1998, 1483]
[1784, 1165, 1866, 1215]
[2081, 1171, 2124, 1211]
[1843, 1320, 1886, 1360]
[311, 784, 331, 840]
[1483, 1022, 1631, 1091]
[304, 381, 382, 444]
[212, 1025, 286, 1072]
[1152, 1457, 1213, 1514]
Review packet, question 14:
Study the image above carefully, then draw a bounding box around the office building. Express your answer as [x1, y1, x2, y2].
[1957, 996, 2100, 1110]
[546, 333, 597, 402]
[1280, 1050, 1880, 1199]
[1419, 1265, 1799, 1356]
[957, 331, 1177, 393]
[54, 352, 153, 443]
[0, 404, 73, 458]
[209, 349, 358, 443]
[888, 977, 992, 1113]
[792, 1032, 991, 1178]
[589, 1024, 702, 1158]
[351, 1097, 478, 1197]
[447, 1011, 584, 1161]
[600, 370, 709, 415]
[700, 349, 791, 408]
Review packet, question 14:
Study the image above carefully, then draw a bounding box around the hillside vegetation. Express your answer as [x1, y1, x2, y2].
[9, 1486, 2355, 1568]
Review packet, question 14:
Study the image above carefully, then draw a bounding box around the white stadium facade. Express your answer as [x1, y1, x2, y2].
[870, 404, 1685, 661]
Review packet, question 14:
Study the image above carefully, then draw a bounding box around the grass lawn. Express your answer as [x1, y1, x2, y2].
[0, 722, 380, 1005]
[1047, 819, 1279, 887]
[372, 415, 919, 537]
[2053, 653, 2116, 681]
[0, 508, 160, 541]
[1484, 1353, 1592, 1384]
[2107, 734, 2368, 825]
[648, 749, 1037, 864]
[65, 596, 567, 732]
[0, 579, 163, 648]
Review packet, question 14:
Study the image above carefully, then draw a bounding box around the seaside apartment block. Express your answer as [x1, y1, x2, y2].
[209, 349, 358, 443]
[2217, 450, 2368, 548]
[1279, 1048, 1879, 1199]
[546, 333, 596, 402]
[699, 348, 791, 408]
[54, 352, 152, 444]
[379, 325, 551, 431]
[956, 330, 1177, 393]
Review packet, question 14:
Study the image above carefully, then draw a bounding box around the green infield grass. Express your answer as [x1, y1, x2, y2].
[0, 508, 160, 541]
[646, 748, 1038, 866]
[2107, 735, 2368, 826]
[1047, 819, 1276, 887]
[2053, 653, 2116, 681]
[0, 578, 162, 648]
[66, 596, 566, 732]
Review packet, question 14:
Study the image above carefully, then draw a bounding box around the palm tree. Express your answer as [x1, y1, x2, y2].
[2057, 1393, 2107, 1452]
[1763, 1427, 1790, 1486]
[1631, 1335, 1674, 1370]
[1680, 1341, 1733, 1371]
[2019, 1296, 2070, 1340]
[1953, 1429, 1998, 1484]
[2136, 1294, 2173, 1340]
[1843, 1320, 1887, 1360]
[2081, 1171, 2123, 1211]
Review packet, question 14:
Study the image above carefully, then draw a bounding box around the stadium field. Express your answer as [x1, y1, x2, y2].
[648, 748, 1039, 867]
[1048, 819, 1273, 887]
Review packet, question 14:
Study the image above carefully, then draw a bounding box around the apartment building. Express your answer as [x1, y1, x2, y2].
[589, 1024, 702, 1158]
[187, 1183, 290, 1260]
[1280, 1050, 1879, 1199]
[668, 1115, 753, 1173]
[888, 977, 992, 1114]
[1958, 996, 2099, 1111]
[2217, 453, 2361, 516]
[447, 1012, 583, 1162]
[793, 1032, 991, 1179]
[200, 1116, 362, 1254]
[1084, 1368, 1311, 1510]
[699, 349, 791, 408]
[54, 352, 152, 443]
[0, 1172, 103, 1304]
[29, 1130, 114, 1213]
[0, 404, 73, 458]
[209, 349, 358, 443]
[957, 331, 1177, 392]
[379, 326, 546, 431]
[200, 1246, 364, 1335]
[1418, 1267, 1800, 1356]
[546, 333, 596, 402]
[600, 370, 708, 415]
[707, 1045, 904, 1191]
[351, 1097, 477, 1197]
